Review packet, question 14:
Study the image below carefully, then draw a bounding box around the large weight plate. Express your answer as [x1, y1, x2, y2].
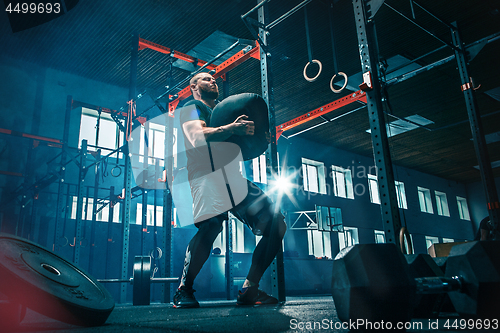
[133, 256, 151, 306]
[0, 234, 114, 326]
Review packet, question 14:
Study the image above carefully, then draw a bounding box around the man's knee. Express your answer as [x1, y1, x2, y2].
[276, 213, 287, 239]
[263, 211, 286, 239]
[196, 216, 224, 238]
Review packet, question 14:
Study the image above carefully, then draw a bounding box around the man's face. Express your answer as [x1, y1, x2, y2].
[195, 74, 219, 100]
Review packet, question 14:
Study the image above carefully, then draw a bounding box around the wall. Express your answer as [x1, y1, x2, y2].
[466, 177, 500, 232]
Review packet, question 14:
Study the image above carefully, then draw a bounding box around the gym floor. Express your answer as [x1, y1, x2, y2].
[10, 296, 494, 333]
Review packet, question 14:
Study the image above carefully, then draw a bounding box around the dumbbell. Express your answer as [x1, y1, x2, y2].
[98, 256, 178, 306]
[405, 253, 451, 318]
[331, 241, 500, 323]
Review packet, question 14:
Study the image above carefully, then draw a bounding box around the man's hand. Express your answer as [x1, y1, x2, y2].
[231, 115, 255, 136]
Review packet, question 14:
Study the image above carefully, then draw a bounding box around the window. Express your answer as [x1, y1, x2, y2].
[435, 191, 450, 217]
[418, 187, 434, 214]
[442, 238, 455, 243]
[71, 197, 120, 222]
[79, 107, 123, 157]
[252, 153, 267, 184]
[402, 232, 414, 254]
[367, 175, 406, 208]
[425, 236, 440, 252]
[374, 230, 385, 243]
[302, 158, 327, 194]
[368, 174, 380, 204]
[138, 122, 172, 167]
[456, 196, 470, 220]
[316, 205, 343, 232]
[395, 181, 408, 209]
[338, 227, 359, 251]
[307, 229, 332, 258]
[136, 203, 163, 226]
[332, 165, 354, 199]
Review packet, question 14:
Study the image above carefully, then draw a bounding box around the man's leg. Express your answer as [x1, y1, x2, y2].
[238, 211, 287, 305]
[174, 217, 223, 308]
[246, 213, 286, 285]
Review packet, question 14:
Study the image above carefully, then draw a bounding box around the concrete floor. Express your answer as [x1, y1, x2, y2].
[6, 296, 496, 333]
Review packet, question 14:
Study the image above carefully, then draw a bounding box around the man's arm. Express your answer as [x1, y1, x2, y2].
[182, 115, 255, 148]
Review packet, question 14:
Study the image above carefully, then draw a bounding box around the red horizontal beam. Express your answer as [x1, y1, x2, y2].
[0, 170, 24, 177]
[72, 101, 147, 126]
[276, 90, 367, 140]
[0, 128, 62, 144]
[168, 42, 261, 116]
[138, 38, 217, 70]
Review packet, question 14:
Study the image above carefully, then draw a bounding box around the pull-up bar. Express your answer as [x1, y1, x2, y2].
[276, 90, 367, 140]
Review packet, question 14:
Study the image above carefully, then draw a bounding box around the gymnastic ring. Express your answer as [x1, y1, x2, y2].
[111, 166, 122, 177]
[330, 72, 348, 93]
[399, 226, 413, 255]
[303, 59, 322, 82]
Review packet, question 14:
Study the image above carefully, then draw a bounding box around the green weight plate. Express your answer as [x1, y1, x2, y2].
[0, 234, 114, 326]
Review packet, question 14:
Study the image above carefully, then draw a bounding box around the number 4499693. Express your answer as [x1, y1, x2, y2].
[5, 3, 61, 14]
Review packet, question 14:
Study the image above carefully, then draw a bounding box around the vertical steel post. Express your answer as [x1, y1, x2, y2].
[451, 22, 499, 231]
[352, 0, 402, 246]
[162, 107, 174, 303]
[74, 139, 87, 264]
[89, 150, 100, 274]
[258, 0, 286, 302]
[106, 186, 115, 280]
[120, 32, 139, 303]
[141, 121, 150, 256]
[18, 143, 36, 238]
[222, 73, 234, 300]
[54, 95, 72, 253]
[225, 217, 234, 300]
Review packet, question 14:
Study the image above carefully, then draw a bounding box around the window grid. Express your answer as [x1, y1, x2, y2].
[252, 153, 267, 184]
[435, 191, 450, 217]
[302, 158, 326, 194]
[418, 187, 434, 214]
[79, 107, 122, 158]
[338, 227, 359, 251]
[307, 229, 332, 258]
[71, 196, 120, 223]
[395, 181, 408, 209]
[368, 174, 380, 204]
[136, 203, 163, 227]
[374, 230, 385, 244]
[456, 196, 470, 220]
[332, 166, 354, 199]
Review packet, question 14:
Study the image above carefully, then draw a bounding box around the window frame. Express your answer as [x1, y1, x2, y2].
[417, 186, 434, 214]
[435, 191, 450, 217]
[456, 196, 470, 220]
[332, 165, 354, 199]
[302, 158, 327, 194]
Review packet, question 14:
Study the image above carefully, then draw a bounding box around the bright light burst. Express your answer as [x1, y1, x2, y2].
[267, 154, 300, 210]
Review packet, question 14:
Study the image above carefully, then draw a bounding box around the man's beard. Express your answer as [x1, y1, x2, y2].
[200, 87, 219, 100]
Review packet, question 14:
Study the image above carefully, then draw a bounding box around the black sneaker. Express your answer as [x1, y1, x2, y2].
[237, 285, 278, 305]
[173, 287, 200, 308]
